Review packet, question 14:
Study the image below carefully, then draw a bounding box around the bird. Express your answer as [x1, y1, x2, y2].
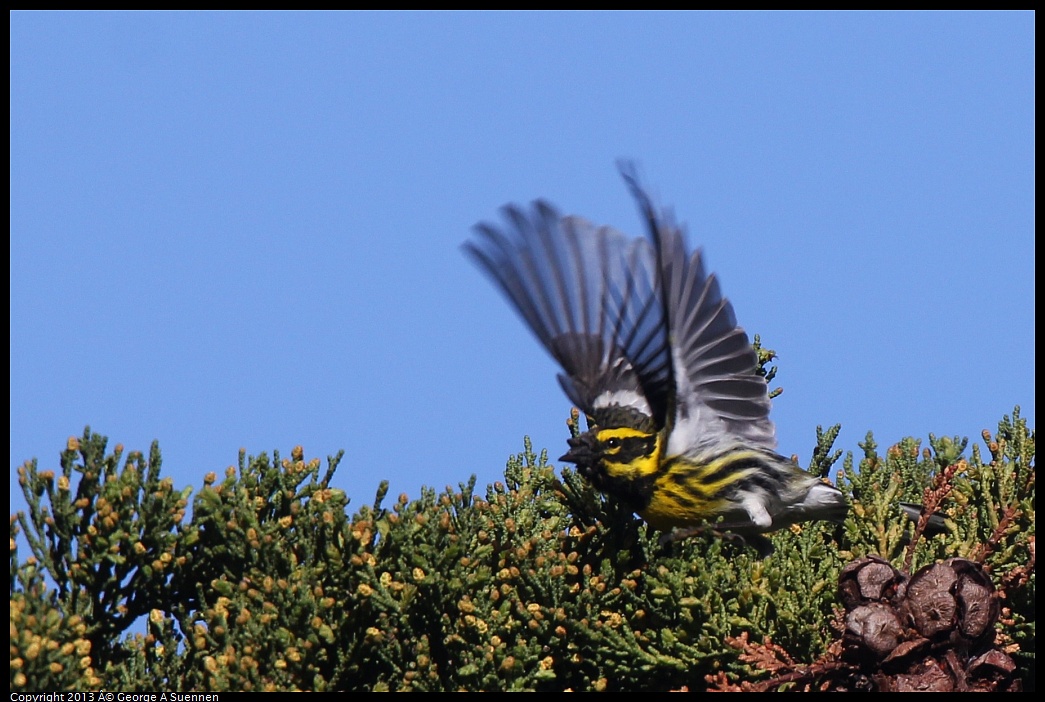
[464, 164, 848, 537]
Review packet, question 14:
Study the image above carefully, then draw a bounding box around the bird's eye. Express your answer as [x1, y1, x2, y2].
[605, 438, 621, 450]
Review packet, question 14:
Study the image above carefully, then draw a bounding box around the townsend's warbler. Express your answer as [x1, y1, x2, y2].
[465, 166, 848, 535]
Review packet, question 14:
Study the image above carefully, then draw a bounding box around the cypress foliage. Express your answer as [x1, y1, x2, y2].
[11, 408, 1034, 691]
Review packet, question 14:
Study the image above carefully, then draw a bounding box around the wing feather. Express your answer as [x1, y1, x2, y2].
[464, 201, 673, 424]
[466, 169, 777, 453]
[619, 165, 777, 452]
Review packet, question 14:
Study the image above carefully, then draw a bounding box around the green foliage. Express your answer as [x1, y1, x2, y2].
[10, 531, 101, 690]
[12, 432, 187, 682]
[11, 409, 1034, 691]
[752, 335, 781, 400]
[836, 408, 1035, 570]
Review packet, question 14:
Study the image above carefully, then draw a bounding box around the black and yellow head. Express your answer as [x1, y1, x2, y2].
[560, 405, 663, 511]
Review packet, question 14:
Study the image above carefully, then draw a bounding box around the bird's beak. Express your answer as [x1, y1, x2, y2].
[559, 435, 593, 465]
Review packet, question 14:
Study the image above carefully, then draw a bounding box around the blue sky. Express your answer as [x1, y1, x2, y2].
[10, 12, 1034, 521]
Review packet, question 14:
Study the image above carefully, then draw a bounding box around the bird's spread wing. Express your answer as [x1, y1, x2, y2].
[620, 168, 777, 453]
[464, 200, 674, 426]
[466, 171, 777, 453]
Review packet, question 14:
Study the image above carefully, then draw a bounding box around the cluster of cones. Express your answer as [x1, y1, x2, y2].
[838, 555, 1018, 692]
